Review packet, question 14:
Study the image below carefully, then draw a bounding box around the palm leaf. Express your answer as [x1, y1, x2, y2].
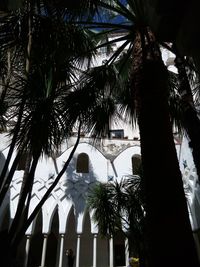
[87, 182, 117, 236]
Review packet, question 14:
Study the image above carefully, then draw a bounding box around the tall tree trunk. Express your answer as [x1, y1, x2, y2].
[8, 152, 40, 244]
[133, 28, 200, 267]
[138, 59, 199, 267]
[7, 0, 33, 246]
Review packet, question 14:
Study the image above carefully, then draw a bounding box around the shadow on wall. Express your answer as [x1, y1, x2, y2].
[64, 156, 98, 214]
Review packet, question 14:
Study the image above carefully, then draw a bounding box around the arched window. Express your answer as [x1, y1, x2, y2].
[76, 153, 89, 173]
[131, 155, 141, 175]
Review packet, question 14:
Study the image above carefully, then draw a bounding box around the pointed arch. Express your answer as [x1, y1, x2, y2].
[80, 211, 92, 267]
[28, 210, 43, 267]
[64, 206, 76, 267]
[46, 209, 59, 267]
[66, 205, 76, 234]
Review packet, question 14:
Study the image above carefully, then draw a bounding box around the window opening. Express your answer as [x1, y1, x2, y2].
[132, 155, 141, 175]
[76, 153, 89, 173]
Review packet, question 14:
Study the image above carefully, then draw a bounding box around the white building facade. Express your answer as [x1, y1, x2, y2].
[1, 125, 200, 267]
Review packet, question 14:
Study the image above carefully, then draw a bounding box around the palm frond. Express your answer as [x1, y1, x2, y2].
[8, 68, 73, 156]
[87, 174, 146, 240]
[63, 63, 122, 138]
[168, 70, 184, 134]
[87, 182, 117, 236]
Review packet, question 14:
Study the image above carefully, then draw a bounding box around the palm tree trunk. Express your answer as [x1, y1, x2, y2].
[8, 152, 40, 244]
[174, 54, 200, 182]
[0, 152, 39, 267]
[132, 28, 200, 267]
[138, 58, 199, 267]
[8, 0, 34, 241]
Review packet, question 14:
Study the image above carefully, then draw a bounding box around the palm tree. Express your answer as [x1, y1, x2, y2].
[0, 1, 97, 265]
[67, 1, 200, 266]
[161, 42, 200, 183]
[0, 0, 98, 185]
[87, 175, 147, 267]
